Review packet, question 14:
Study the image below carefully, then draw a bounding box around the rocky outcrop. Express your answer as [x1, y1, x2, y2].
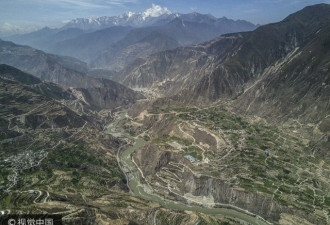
[185, 176, 286, 222]
[133, 144, 319, 224]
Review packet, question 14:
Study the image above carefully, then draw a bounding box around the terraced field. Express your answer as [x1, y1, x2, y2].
[122, 103, 330, 225]
[107, 111, 271, 225]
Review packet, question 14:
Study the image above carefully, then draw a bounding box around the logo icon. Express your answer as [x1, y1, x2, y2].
[8, 219, 16, 225]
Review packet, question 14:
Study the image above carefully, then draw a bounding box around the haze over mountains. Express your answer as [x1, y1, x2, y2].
[0, 39, 143, 110]
[5, 4, 258, 72]
[63, 4, 174, 30]
[0, 3, 329, 225]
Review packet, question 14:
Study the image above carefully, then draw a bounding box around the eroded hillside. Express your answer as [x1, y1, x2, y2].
[120, 102, 330, 224]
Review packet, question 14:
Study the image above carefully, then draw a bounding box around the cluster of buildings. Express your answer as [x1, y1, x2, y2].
[184, 155, 209, 166]
[4, 150, 47, 171]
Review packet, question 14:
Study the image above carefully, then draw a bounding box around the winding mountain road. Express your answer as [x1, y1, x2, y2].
[107, 111, 272, 225]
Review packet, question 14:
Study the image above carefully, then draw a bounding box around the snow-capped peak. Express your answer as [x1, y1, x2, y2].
[123, 11, 136, 18]
[63, 4, 173, 30]
[142, 4, 171, 20]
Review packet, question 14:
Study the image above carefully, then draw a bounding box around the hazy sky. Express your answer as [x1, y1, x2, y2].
[1, 0, 329, 34]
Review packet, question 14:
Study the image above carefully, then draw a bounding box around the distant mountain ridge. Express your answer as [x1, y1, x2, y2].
[70, 13, 257, 71]
[4, 5, 257, 73]
[62, 5, 257, 32]
[49, 26, 133, 61]
[0, 40, 144, 110]
[63, 4, 174, 30]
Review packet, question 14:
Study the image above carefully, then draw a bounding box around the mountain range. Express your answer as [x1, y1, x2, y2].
[4, 5, 258, 72]
[117, 4, 330, 119]
[116, 3, 330, 157]
[109, 5, 329, 225]
[0, 3, 329, 225]
[63, 4, 174, 30]
[0, 39, 143, 110]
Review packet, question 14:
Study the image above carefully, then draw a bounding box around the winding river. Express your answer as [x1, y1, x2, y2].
[107, 112, 271, 225]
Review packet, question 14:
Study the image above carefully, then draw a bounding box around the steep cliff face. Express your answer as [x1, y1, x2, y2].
[188, 4, 330, 103]
[233, 25, 330, 124]
[185, 176, 287, 222]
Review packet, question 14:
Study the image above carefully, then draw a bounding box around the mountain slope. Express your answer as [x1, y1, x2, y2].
[117, 4, 330, 123]
[232, 24, 330, 158]
[123, 102, 329, 224]
[115, 34, 240, 96]
[0, 64, 237, 225]
[0, 65, 140, 223]
[91, 30, 180, 71]
[187, 3, 330, 102]
[7, 27, 85, 52]
[115, 4, 330, 164]
[0, 64, 77, 102]
[234, 24, 330, 124]
[107, 6, 330, 225]
[91, 15, 257, 71]
[7, 27, 60, 48]
[49, 26, 132, 61]
[0, 41, 144, 109]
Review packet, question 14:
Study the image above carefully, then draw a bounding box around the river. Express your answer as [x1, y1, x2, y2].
[107, 111, 271, 225]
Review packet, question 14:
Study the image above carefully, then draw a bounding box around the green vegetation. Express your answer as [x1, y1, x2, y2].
[183, 146, 203, 160]
[153, 134, 192, 147]
[144, 104, 329, 222]
[150, 106, 198, 114]
[177, 106, 248, 130]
